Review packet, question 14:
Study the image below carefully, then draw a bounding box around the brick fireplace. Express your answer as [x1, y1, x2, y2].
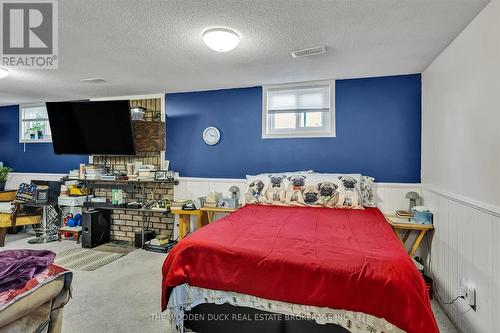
[90, 97, 174, 243]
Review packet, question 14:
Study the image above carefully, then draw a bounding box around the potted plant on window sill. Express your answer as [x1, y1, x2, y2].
[29, 122, 45, 140]
[0, 165, 12, 191]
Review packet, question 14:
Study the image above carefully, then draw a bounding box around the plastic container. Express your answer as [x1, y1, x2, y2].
[131, 107, 145, 121]
[411, 207, 433, 224]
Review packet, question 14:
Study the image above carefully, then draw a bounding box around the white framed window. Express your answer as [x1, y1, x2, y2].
[19, 104, 52, 143]
[262, 80, 335, 138]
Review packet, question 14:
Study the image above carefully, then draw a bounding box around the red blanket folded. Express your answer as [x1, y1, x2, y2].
[162, 205, 438, 333]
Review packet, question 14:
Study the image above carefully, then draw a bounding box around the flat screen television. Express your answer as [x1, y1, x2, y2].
[46, 100, 136, 155]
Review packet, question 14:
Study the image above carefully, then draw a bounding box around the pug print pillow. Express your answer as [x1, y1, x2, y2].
[285, 173, 364, 209]
[360, 175, 376, 207]
[244, 172, 363, 209]
[244, 171, 313, 205]
[244, 175, 269, 204]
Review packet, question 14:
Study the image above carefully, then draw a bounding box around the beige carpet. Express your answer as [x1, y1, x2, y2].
[94, 242, 136, 254]
[55, 248, 125, 271]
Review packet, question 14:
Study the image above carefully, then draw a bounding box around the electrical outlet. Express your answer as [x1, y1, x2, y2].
[459, 278, 477, 311]
[465, 285, 476, 311]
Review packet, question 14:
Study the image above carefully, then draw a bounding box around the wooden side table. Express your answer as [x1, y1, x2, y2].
[385, 215, 433, 256]
[57, 226, 82, 244]
[171, 209, 205, 240]
[200, 206, 240, 223]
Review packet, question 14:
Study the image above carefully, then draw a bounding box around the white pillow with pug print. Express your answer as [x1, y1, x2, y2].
[360, 175, 376, 207]
[244, 170, 313, 205]
[282, 173, 363, 209]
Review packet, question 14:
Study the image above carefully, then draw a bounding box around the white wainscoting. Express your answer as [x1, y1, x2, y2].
[6, 172, 66, 189]
[422, 186, 500, 333]
[7, 173, 420, 214]
[175, 177, 420, 214]
[6, 173, 422, 241]
[174, 177, 421, 241]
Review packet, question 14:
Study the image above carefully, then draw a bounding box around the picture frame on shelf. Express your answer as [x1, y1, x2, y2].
[154, 170, 168, 181]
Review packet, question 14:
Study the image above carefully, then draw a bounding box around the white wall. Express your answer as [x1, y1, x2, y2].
[422, 1, 500, 332]
[422, 0, 500, 208]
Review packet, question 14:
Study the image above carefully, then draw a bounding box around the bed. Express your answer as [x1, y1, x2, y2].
[162, 204, 438, 333]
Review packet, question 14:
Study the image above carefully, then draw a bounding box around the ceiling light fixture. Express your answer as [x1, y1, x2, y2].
[0, 68, 9, 79]
[202, 28, 240, 52]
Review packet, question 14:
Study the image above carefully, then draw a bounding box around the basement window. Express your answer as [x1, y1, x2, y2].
[19, 104, 52, 143]
[262, 81, 335, 138]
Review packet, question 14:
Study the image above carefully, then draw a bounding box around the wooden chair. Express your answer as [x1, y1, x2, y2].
[0, 190, 42, 247]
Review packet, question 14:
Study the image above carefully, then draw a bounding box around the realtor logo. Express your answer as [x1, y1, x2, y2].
[1, 0, 58, 68]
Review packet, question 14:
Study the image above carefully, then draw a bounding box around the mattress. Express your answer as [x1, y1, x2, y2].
[162, 205, 438, 333]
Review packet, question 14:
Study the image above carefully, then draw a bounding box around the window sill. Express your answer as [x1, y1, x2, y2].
[262, 131, 336, 139]
[19, 139, 53, 144]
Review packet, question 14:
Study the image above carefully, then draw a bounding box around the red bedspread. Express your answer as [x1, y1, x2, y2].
[162, 205, 438, 333]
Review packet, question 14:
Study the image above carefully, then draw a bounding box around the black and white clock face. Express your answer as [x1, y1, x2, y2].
[203, 126, 221, 145]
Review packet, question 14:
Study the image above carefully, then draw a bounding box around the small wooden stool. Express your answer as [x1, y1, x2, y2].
[57, 226, 82, 244]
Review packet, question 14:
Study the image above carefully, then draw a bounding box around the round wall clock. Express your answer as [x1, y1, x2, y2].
[203, 126, 221, 145]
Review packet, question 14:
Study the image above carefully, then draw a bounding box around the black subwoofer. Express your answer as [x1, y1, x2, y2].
[82, 210, 110, 248]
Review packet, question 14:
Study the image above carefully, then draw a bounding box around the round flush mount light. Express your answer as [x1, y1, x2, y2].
[0, 68, 9, 79]
[202, 28, 240, 52]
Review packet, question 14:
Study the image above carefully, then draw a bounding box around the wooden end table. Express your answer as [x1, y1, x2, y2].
[385, 215, 434, 256]
[171, 209, 205, 240]
[57, 226, 82, 244]
[200, 206, 240, 224]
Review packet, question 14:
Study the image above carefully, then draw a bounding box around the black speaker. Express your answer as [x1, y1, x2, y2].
[82, 210, 110, 248]
[135, 229, 156, 248]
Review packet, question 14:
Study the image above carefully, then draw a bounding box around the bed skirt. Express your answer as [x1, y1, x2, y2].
[166, 284, 404, 333]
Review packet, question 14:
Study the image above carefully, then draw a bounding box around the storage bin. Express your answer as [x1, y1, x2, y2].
[130, 107, 145, 120]
[411, 208, 433, 224]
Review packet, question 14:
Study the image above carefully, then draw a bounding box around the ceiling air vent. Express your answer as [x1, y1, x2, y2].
[79, 78, 107, 84]
[291, 46, 327, 58]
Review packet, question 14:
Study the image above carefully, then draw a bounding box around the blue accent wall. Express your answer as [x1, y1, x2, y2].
[166, 74, 421, 183]
[0, 74, 421, 181]
[0, 105, 88, 173]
